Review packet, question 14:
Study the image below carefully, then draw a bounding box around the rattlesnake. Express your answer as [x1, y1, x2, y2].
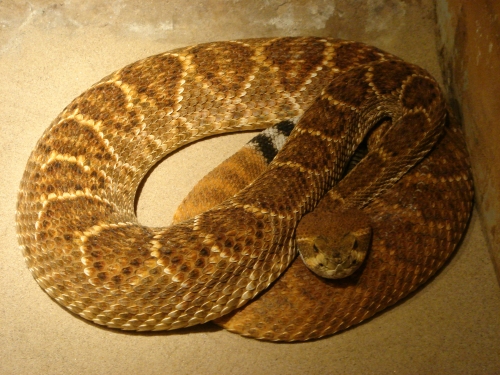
[16, 37, 473, 340]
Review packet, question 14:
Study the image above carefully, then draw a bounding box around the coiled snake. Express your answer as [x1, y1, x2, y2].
[16, 37, 473, 341]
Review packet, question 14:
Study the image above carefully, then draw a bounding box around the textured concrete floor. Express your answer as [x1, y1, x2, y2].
[1, 1, 500, 374]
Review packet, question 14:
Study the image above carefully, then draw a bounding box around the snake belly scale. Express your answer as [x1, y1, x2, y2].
[16, 37, 472, 337]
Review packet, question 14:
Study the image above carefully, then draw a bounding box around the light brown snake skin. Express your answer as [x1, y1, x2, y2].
[16, 37, 473, 340]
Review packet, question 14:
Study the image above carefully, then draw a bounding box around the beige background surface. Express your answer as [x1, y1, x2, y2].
[1, 1, 499, 374]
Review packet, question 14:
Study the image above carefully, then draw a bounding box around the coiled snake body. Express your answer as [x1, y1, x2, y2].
[16, 37, 473, 340]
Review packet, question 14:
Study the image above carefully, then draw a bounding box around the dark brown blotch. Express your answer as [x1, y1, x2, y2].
[334, 42, 385, 70]
[274, 131, 332, 171]
[190, 42, 255, 93]
[370, 60, 416, 95]
[264, 37, 327, 93]
[402, 75, 439, 110]
[326, 67, 375, 108]
[121, 54, 183, 108]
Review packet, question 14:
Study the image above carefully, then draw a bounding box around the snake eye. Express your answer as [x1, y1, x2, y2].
[313, 243, 319, 253]
[352, 238, 358, 250]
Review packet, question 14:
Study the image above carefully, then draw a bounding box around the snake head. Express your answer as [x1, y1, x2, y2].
[296, 204, 372, 279]
[297, 227, 371, 279]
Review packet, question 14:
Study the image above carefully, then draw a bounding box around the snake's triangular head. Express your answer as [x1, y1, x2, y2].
[296, 203, 372, 279]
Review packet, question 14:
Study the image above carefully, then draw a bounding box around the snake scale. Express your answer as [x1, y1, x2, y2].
[16, 37, 473, 341]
